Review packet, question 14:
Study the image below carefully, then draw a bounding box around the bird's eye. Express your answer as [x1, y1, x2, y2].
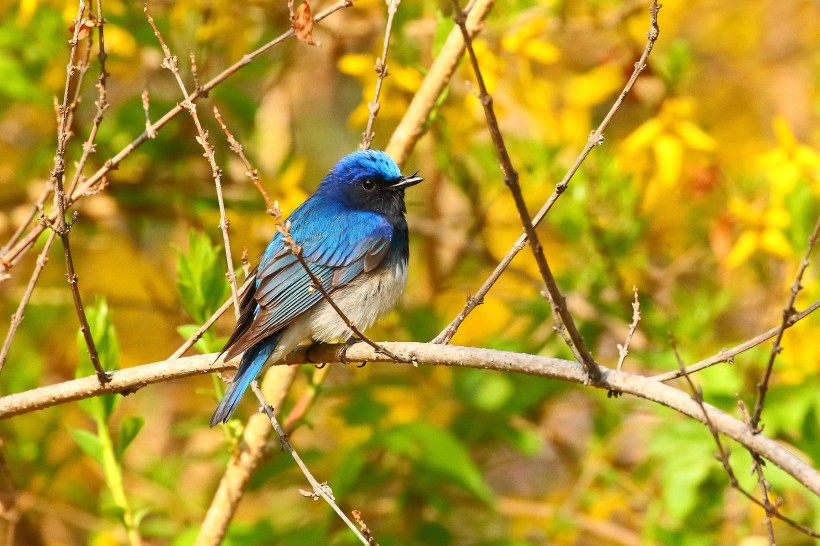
[361, 178, 377, 191]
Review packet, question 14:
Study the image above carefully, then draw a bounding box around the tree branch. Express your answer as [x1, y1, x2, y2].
[750, 212, 820, 431]
[1, 343, 817, 500]
[194, 366, 298, 546]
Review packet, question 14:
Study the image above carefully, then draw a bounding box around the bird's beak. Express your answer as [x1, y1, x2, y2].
[392, 171, 423, 190]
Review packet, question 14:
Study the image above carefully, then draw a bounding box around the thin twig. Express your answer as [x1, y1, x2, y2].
[542, 290, 584, 364]
[270, 204, 405, 362]
[450, 0, 599, 381]
[352, 510, 379, 546]
[145, 5, 241, 319]
[739, 399, 777, 545]
[0, 0, 356, 279]
[250, 382, 369, 546]
[212, 106, 275, 211]
[360, 0, 400, 150]
[671, 337, 817, 539]
[0, 1, 108, 377]
[433, 0, 661, 345]
[0, 32, 93, 259]
[749, 212, 820, 431]
[0, 231, 58, 374]
[195, 366, 298, 546]
[53, 0, 108, 383]
[384, 0, 493, 167]
[616, 286, 641, 371]
[141, 89, 156, 139]
[651, 299, 820, 382]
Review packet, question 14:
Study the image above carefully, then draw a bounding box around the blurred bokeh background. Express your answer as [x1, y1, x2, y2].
[0, 0, 818, 544]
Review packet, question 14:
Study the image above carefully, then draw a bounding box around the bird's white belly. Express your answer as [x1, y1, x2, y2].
[308, 260, 408, 342]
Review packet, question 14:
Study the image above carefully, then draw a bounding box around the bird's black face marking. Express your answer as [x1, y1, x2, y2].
[345, 173, 408, 218]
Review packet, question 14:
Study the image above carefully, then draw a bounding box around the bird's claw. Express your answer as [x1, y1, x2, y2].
[306, 343, 327, 368]
[338, 337, 361, 364]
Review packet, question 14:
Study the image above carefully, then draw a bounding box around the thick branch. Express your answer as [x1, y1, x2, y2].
[0, 343, 817, 498]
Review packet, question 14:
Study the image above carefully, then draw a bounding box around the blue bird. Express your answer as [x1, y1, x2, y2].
[210, 150, 422, 426]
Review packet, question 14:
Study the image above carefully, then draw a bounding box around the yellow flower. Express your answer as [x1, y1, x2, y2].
[338, 53, 422, 128]
[724, 198, 792, 268]
[621, 97, 716, 189]
[757, 117, 820, 201]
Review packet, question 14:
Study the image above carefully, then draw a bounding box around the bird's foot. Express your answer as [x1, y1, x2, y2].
[338, 337, 362, 365]
[306, 343, 328, 368]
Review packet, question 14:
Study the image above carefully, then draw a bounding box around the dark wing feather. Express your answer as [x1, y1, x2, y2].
[221, 208, 393, 360]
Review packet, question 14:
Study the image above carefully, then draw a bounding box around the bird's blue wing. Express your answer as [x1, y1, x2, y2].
[221, 208, 393, 360]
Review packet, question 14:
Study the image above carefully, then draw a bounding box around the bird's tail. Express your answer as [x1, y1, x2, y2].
[209, 333, 281, 427]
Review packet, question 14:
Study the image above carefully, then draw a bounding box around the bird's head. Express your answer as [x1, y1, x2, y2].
[319, 150, 423, 217]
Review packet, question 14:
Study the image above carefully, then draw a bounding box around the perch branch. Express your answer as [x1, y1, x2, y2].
[1, 343, 818, 502]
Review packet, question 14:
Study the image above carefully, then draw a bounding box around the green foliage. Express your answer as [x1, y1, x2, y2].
[76, 298, 120, 420]
[177, 230, 232, 324]
[68, 300, 145, 542]
[378, 423, 495, 504]
[176, 230, 232, 352]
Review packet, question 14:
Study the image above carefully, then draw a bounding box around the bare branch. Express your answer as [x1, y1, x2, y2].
[195, 366, 298, 546]
[450, 0, 599, 381]
[145, 5, 241, 319]
[384, 0, 495, 167]
[651, 299, 820, 382]
[672, 338, 817, 540]
[749, 212, 820, 431]
[616, 286, 641, 371]
[0, 231, 58, 375]
[360, 0, 400, 150]
[52, 0, 108, 383]
[0, 0, 356, 279]
[212, 106, 275, 212]
[250, 382, 370, 545]
[434, 0, 661, 345]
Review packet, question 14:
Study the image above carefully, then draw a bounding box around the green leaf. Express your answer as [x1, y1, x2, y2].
[69, 428, 104, 466]
[176, 230, 231, 324]
[116, 416, 145, 460]
[75, 299, 121, 420]
[379, 423, 494, 504]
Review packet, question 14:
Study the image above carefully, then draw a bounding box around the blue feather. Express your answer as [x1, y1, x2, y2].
[210, 331, 281, 426]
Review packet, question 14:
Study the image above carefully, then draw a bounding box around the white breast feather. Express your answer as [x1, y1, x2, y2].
[308, 260, 408, 342]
